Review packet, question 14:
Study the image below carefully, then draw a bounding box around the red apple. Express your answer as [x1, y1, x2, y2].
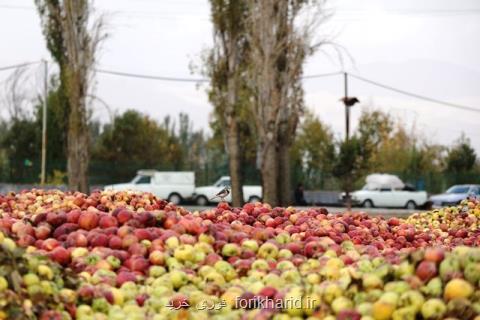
[116, 271, 137, 286]
[99, 215, 118, 229]
[50, 246, 70, 265]
[42, 238, 60, 251]
[149, 250, 165, 265]
[67, 209, 82, 223]
[424, 247, 445, 263]
[108, 236, 123, 250]
[78, 211, 99, 230]
[117, 210, 133, 225]
[416, 260, 437, 282]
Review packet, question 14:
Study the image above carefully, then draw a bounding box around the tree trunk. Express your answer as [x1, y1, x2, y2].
[226, 119, 244, 207]
[224, 35, 244, 207]
[261, 142, 278, 205]
[278, 141, 291, 206]
[67, 91, 89, 193]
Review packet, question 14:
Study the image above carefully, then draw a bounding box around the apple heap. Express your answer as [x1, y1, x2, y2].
[0, 230, 79, 320]
[0, 189, 479, 319]
[406, 198, 480, 246]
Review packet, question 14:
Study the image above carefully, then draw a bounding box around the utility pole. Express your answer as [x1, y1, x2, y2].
[40, 60, 48, 185]
[344, 72, 349, 141]
[340, 72, 359, 211]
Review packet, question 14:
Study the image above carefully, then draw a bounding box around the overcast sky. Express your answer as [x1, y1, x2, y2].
[0, 0, 479, 152]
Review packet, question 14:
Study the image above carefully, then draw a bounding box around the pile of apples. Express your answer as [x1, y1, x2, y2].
[0, 231, 78, 319]
[0, 189, 479, 319]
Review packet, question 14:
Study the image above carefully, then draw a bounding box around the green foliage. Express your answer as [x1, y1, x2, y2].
[292, 110, 335, 189]
[333, 136, 371, 192]
[92, 110, 183, 182]
[446, 135, 477, 173]
[0, 119, 39, 182]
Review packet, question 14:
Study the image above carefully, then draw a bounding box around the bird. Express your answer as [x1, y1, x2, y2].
[210, 186, 231, 202]
[340, 96, 360, 107]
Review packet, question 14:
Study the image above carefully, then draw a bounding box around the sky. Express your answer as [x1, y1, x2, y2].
[0, 0, 479, 152]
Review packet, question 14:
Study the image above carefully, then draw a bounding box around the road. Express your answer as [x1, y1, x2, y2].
[184, 206, 426, 218]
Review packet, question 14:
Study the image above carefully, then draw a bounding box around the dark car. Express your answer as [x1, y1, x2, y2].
[429, 184, 479, 208]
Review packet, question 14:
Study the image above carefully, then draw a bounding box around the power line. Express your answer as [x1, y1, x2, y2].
[95, 68, 209, 83]
[302, 71, 343, 79]
[2, 61, 478, 114]
[96, 68, 343, 82]
[348, 73, 480, 114]
[0, 61, 41, 72]
[96, 67, 480, 113]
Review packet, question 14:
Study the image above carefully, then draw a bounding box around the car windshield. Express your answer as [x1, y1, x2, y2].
[446, 186, 470, 194]
[133, 175, 151, 184]
[216, 179, 231, 187]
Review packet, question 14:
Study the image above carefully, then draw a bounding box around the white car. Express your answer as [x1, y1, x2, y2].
[104, 170, 195, 204]
[345, 174, 428, 209]
[193, 176, 262, 205]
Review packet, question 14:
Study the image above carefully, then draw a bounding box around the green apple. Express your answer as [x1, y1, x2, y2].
[277, 260, 295, 271]
[356, 302, 373, 316]
[391, 306, 416, 320]
[281, 269, 301, 284]
[198, 233, 214, 244]
[379, 291, 399, 307]
[251, 259, 269, 271]
[174, 244, 195, 262]
[464, 262, 480, 284]
[322, 282, 343, 303]
[198, 265, 215, 277]
[399, 290, 424, 312]
[23, 273, 40, 287]
[275, 232, 291, 244]
[278, 249, 293, 259]
[0, 276, 8, 291]
[421, 277, 443, 297]
[72, 247, 89, 259]
[149, 266, 166, 278]
[394, 260, 415, 279]
[203, 271, 225, 286]
[257, 242, 279, 259]
[165, 236, 180, 250]
[169, 270, 188, 289]
[331, 296, 353, 314]
[421, 298, 446, 319]
[241, 239, 259, 252]
[362, 273, 383, 290]
[194, 242, 213, 254]
[221, 243, 241, 257]
[384, 281, 410, 294]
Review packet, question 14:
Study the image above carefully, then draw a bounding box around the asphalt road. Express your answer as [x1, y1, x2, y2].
[184, 206, 426, 218]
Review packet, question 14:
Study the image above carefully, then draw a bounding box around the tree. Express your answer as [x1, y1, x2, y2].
[446, 135, 477, 173]
[35, 0, 105, 192]
[0, 119, 39, 182]
[291, 110, 335, 189]
[92, 110, 183, 183]
[356, 109, 394, 170]
[245, 0, 326, 205]
[206, 0, 250, 206]
[333, 136, 370, 195]
[33, 78, 69, 177]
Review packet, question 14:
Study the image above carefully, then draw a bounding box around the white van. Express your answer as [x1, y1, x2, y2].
[104, 170, 195, 204]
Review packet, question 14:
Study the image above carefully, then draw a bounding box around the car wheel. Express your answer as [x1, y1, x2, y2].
[196, 196, 209, 206]
[167, 193, 182, 205]
[362, 199, 374, 208]
[248, 196, 261, 203]
[405, 200, 416, 210]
